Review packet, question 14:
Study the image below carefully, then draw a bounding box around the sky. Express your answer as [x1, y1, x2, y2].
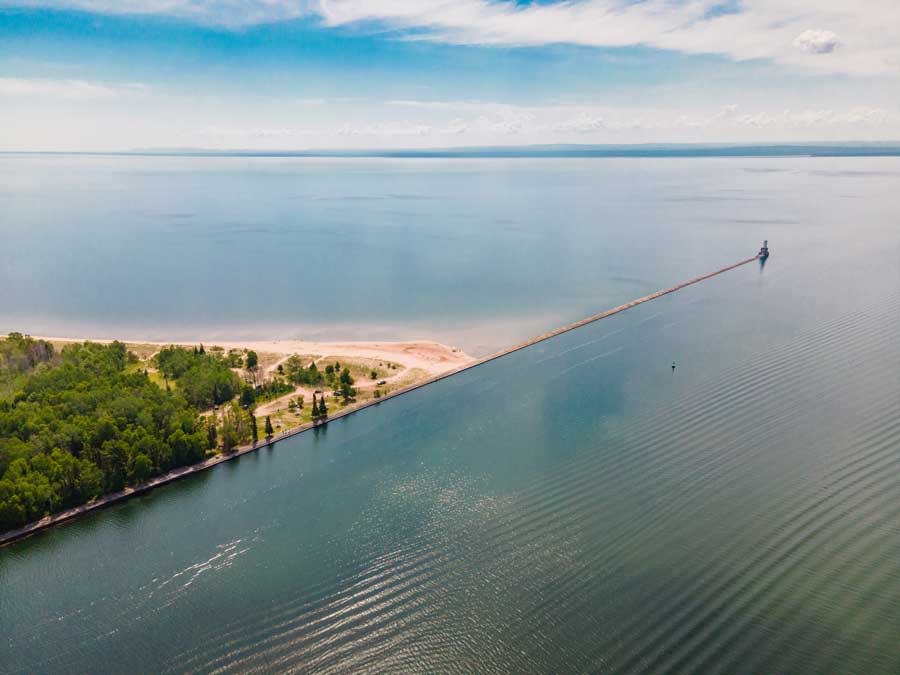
[1, 0, 899, 150]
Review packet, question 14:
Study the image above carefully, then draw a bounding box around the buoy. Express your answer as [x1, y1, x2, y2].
[672, 361, 676, 371]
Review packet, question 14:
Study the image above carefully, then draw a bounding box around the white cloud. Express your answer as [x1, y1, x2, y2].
[186, 102, 899, 148]
[3, 1, 899, 75]
[0, 77, 147, 100]
[554, 112, 606, 134]
[316, 0, 899, 76]
[794, 29, 839, 54]
[443, 118, 469, 135]
[377, 100, 900, 137]
[389, 100, 537, 134]
[7, 94, 896, 151]
[336, 122, 434, 137]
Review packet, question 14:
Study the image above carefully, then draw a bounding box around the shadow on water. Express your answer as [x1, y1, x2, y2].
[1, 469, 216, 561]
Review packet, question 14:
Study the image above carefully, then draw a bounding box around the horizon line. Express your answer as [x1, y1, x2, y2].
[3, 141, 900, 159]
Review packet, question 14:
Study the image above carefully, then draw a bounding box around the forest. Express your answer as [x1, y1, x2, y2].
[0, 335, 371, 533]
[154, 344, 242, 408]
[0, 334, 212, 532]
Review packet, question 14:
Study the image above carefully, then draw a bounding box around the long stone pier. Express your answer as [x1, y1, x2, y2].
[0, 254, 761, 548]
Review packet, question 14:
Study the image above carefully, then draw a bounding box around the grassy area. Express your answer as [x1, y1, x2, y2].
[46, 339, 161, 361]
[146, 369, 170, 389]
[256, 351, 283, 373]
[49, 340, 433, 442]
[251, 357, 425, 438]
[313, 355, 402, 384]
[386, 367, 431, 391]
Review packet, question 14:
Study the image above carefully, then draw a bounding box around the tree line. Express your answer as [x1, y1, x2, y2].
[0, 338, 212, 533]
[0, 337, 371, 533]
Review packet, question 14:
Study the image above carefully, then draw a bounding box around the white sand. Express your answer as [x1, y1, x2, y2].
[35, 336, 474, 377]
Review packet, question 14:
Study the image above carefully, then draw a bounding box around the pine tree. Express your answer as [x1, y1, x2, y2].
[319, 396, 328, 418]
[311, 394, 320, 419]
[250, 413, 258, 444]
[207, 420, 217, 449]
[264, 415, 274, 437]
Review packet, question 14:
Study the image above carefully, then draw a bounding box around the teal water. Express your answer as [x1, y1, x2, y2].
[2, 157, 900, 672]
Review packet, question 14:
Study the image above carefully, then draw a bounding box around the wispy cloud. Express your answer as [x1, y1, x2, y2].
[316, 0, 899, 76]
[3, 0, 899, 76]
[0, 77, 148, 100]
[385, 100, 898, 133]
[186, 102, 899, 146]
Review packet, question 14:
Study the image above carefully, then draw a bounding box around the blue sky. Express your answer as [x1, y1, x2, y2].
[1, 1, 899, 150]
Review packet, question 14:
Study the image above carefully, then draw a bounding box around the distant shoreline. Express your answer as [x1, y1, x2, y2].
[4, 142, 900, 159]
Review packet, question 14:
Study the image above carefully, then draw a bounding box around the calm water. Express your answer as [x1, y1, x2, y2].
[2, 157, 900, 672]
[6, 155, 895, 354]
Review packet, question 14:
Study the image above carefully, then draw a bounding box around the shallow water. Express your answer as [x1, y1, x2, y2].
[4, 155, 897, 354]
[2, 157, 900, 672]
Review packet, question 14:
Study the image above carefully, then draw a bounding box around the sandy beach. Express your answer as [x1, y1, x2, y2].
[35, 336, 475, 377]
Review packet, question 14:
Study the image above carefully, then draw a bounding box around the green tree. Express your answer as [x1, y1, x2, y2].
[178, 359, 241, 408]
[207, 420, 217, 449]
[0, 337, 223, 533]
[240, 385, 256, 407]
[220, 402, 250, 452]
[250, 412, 258, 444]
[311, 394, 320, 419]
[265, 416, 274, 437]
[129, 453, 153, 484]
[319, 396, 328, 418]
[340, 381, 356, 401]
[155, 345, 195, 379]
[246, 350, 258, 373]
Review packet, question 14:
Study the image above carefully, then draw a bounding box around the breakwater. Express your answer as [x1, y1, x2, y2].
[0, 254, 760, 548]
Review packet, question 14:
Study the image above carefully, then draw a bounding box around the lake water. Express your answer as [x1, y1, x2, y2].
[2, 157, 900, 672]
[5, 155, 895, 355]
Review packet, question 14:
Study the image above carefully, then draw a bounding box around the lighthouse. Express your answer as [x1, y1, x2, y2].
[758, 240, 770, 259]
